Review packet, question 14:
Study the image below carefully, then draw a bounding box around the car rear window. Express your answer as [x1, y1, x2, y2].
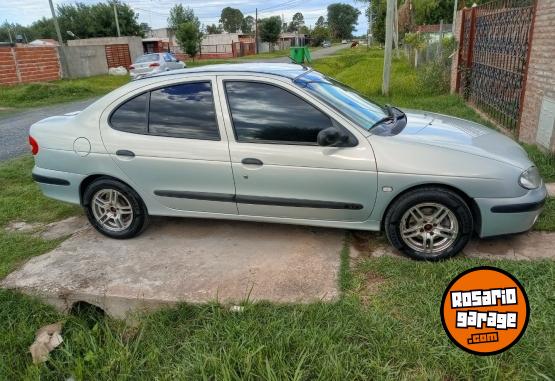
[135, 54, 159, 63]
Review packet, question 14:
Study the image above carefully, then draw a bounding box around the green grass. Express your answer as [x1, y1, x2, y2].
[0, 156, 79, 283]
[0, 75, 130, 110]
[1, 252, 553, 379]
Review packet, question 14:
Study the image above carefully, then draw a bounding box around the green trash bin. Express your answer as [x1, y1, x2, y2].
[290, 46, 311, 64]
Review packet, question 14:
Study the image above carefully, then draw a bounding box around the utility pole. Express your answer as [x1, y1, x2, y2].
[49, 0, 64, 46]
[48, 0, 69, 78]
[255, 8, 259, 54]
[367, 3, 373, 47]
[113, 3, 121, 37]
[452, 0, 459, 34]
[394, 0, 399, 58]
[382, 0, 394, 96]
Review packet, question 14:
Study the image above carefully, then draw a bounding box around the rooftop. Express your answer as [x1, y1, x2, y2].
[146, 62, 311, 81]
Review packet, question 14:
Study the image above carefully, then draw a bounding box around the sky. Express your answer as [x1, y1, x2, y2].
[1, 0, 369, 34]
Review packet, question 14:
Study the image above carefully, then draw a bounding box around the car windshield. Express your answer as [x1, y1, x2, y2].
[294, 71, 390, 129]
[135, 54, 159, 63]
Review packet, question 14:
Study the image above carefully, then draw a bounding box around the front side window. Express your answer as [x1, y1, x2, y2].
[110, 92, 148, 134]
[225, 81, 334, 144]
[148, 82, 220, 140]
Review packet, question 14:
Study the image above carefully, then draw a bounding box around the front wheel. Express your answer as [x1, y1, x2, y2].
[83, 178, 149, 239]
[384, 187, 473, 260]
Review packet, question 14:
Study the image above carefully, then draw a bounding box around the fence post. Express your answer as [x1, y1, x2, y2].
[464, 5, 478, 99]
[516, 0, 538, 137]
[455, 9, 466, 92]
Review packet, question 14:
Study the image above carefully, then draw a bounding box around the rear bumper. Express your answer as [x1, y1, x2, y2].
[32, 166, 84, 205]
[475, 184, 547, 237]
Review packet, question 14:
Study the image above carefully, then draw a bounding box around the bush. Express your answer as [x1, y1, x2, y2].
[416, 36, 456, 95]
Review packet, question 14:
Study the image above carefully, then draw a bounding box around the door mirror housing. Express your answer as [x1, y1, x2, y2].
[317, 127, 353, 147]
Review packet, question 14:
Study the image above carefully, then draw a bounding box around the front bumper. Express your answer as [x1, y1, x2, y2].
[475, 183, 547, 237]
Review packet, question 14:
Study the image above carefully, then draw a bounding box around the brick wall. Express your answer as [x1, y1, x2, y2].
[0, 46, 61, 85]
[519, 0, 555, 151]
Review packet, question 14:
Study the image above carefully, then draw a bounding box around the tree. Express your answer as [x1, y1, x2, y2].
[287, 12, 304, 32]
[242, 16, 255, 34]
[327, 3, 361, 39]
[206, 24, 223, 34]
[219, 7, 244, 33]
[311, 24, 330, 46]
[168, 4, 200, 30]
[176, 21, 202, 60]
[1, 1, 145, 42]
[370, 0, 386, 43]
[259, 16, 281, 51]
[315, 16, 326, 27]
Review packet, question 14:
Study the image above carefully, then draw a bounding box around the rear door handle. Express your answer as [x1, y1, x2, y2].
[241, 158, 263, 166]
[116, 150, 135, 157]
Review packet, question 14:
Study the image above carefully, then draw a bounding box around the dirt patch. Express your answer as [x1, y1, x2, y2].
[4, 216, 89, 240]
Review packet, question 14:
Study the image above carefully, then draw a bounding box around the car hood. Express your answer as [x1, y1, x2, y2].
[391, 110, 532, 169]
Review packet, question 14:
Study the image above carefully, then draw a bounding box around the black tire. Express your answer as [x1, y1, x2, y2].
[83, 177, 149, 239]
[384, 187, 473, 261]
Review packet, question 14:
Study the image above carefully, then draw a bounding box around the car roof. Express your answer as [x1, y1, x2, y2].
[141, 62, 310, 81]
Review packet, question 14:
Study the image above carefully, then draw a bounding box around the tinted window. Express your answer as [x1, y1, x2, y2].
[148, 82, 220, 140]
[110, 93, 148, 134]
[225, 81, 333, 144]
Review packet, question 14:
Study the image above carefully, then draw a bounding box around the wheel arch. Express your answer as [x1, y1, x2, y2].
[79, 174, 145, 209]
[380, 183, 481, 234]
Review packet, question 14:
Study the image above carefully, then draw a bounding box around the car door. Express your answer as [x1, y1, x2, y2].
[216, 75, 378, 222]
[100, 76, 237, 214]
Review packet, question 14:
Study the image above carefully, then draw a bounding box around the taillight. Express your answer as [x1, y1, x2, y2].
[29, 136, 39, 155]
[129, 64, 135, 70]
[149, 62, 160, 67]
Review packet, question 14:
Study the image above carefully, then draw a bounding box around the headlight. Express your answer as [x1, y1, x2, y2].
[518, 166, 542, 189]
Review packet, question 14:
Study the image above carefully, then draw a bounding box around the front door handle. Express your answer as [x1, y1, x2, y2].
[241, 158, 263, 166]
[116, 150, 135, 157]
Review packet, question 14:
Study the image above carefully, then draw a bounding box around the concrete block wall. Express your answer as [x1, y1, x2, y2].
[519, 0, 555, 152]
[450, 11, 462, 94]
[0, 46, 60, 85]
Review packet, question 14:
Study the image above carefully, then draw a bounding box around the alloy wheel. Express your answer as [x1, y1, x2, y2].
[399, 202, 459, 254]
[91, 189, 134, 232]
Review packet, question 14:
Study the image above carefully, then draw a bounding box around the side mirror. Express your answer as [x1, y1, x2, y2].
[317, 127, 350, 147]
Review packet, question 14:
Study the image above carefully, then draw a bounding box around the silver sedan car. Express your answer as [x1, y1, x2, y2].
[29, 64, 547, 260]
[129, 52, 185, 79]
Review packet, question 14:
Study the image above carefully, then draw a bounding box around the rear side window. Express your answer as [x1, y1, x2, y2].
[110, 93, 148, 134]
[149, 82, 219, 140]
[224, 81, 333, 144]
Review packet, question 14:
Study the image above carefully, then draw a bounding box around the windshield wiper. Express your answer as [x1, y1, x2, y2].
[369, 104, 395, 129]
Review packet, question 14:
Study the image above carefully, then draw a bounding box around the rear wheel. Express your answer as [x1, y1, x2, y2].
[83, 178, 148, 239]
[384, 187, 473, 260]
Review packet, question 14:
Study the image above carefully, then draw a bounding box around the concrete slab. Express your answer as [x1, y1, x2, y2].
[1, 218, 343, 318]
[351, 231, 555, 261]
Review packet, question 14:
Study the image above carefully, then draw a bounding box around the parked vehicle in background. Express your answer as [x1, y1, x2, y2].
[129, 53, 185, 79]
[341, 40, 348, 44]
[322, 41, 331, 48]
[29, 64, 546, 261]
